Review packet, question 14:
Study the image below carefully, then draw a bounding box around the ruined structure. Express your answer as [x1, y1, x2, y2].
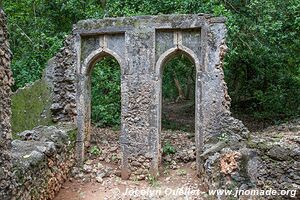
[0, 8, 15, 199]
[47, 14, 250, 181]
[2, 12, 299, 199]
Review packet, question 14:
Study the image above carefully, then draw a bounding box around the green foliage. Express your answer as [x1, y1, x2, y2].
[3, 0, 104, 90]
[162, 54, 195, 101]
[105, 0, 300, 120]
[163, 142, 176, 155]
[218, 133, 229, 142]
[91, 57, 121, 127]
[224, 0, 300, 120]
[162, 117, 193, 132]
[147, 174, 160, 187]
[67, 129, 77, 146]
[162, 118, 186, 131]
[89, 145, 102, 156]
[4, 0, 300, 124]
[176, 169, 187, 176]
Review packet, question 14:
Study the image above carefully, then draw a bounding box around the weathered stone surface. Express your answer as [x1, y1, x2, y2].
[247, 120, 300, 199]
[0, 8, 16, 199]
[49, 35, 77, 123]
[11, 79, 53, 135]
[12, 124, 77, 200]
[0, 12, 297, 199]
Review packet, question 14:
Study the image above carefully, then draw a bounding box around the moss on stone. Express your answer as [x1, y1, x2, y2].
[68, 129, 77, 141]
[257, 142, 271, 151]
[67, 128, 77, 149]
[30, 188, 39, 199]
[261, 155, 276, 163]
[247, 140, 258, 149]
[11, 79, 53, 137]
[247, 139, 271, 152]
[115, 20, 123, 27]
[239, 154, 249, 179]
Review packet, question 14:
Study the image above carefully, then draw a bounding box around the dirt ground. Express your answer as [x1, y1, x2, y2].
[54, 164, 205, 200]
[162, 100, 195, 132]
[54, 127, 206, 200]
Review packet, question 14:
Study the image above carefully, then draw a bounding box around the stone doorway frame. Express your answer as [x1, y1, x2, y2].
[70, 15, 228, 180]
[76, 35, 125, 163]
[154, 32, 202, 172]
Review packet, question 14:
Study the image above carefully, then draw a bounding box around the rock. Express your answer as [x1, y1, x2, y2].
[200, 141, 226, 159]
[83, 164, 92, 173]
[291, 147, 300, 160]
[85, 160, 93, 165]
[267, 145, 291, 161]
[96, 167, 112, 178]
[145, 153, 152, 159]
[143, 162, 150, 168]
[18, 130, 38, 141]
[131, 161, 141, 167]
[134, 168, 144, 175]
[164, 156, 171, 162]
[99, 156, 105, 161]
[191, 162, 197, 170]
[96, 176, 103, 183]
[50, 103, 62, 111]
[71, 167, 80, 176]
[105, 157, 110, 163]
[187, 149, 195, 160]
[113, 170, 121, 177]
[109, 146, 118, 152]
[137, 156, 145, 162]
[75, 172, 84, 179]
[96, 163, 104, 169]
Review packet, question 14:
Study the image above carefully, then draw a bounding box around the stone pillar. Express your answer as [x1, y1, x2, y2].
[0, 8, 15, 199]
[120, 28, 159, 180]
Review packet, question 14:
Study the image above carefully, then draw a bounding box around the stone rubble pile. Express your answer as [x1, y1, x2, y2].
[71, 128, 198, 182]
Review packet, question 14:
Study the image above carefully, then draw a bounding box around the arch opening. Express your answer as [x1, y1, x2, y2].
[91, 56, 121, 129]
[159, 50, 198, 172]
[162, 52, 196, 132]
[76, 50, 123, 170]
[88, 55, 122, 168]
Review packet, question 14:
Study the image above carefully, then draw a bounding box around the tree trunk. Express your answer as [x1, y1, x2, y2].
[172, 70, 185, 102]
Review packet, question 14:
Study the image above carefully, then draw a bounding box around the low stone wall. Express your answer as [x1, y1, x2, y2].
[11, 124, 76, 200]
[128, 155, 152, 180]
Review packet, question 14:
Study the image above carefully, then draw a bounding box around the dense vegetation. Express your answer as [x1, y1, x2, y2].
[3, 0, 300, 126]
[162, 54, 196, 132]
[162, 54, 195, 102]
[91, 57, 121, 127]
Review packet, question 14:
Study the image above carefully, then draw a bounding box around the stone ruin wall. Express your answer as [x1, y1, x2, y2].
[0, 8, 16, 199]
[46, 14, 254, 187]
[47, 35, 77, 123]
